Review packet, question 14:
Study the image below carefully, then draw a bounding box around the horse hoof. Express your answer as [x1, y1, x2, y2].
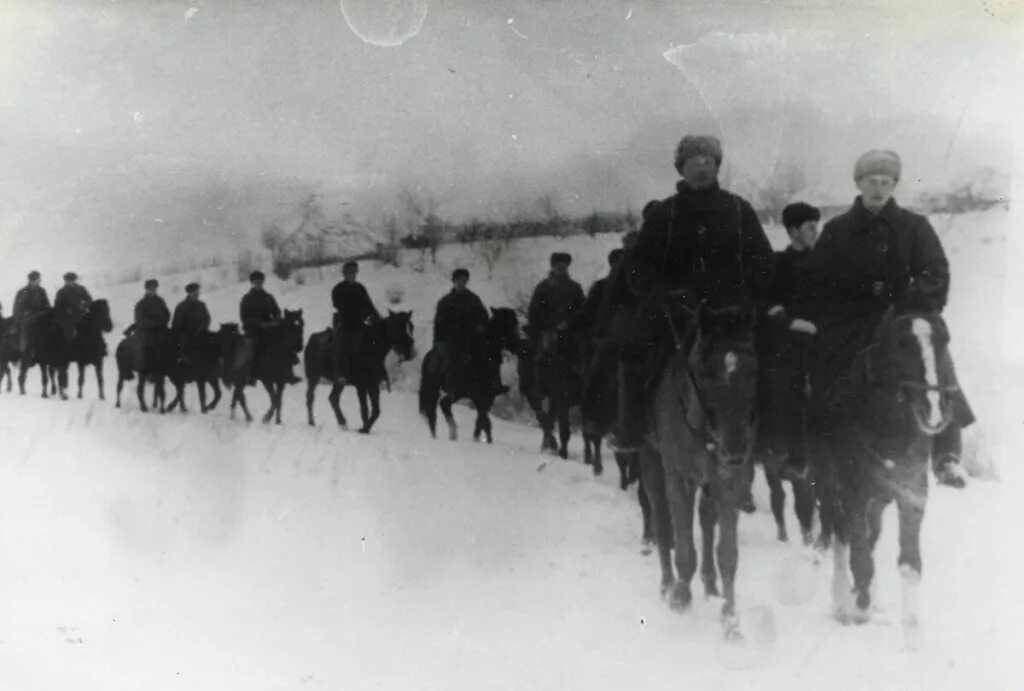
[776, 527, 789, 543]
[669, 582, 693, 611]
[851, 605, 871, 625]
[359, 428, 370, 435]
[558, 448, 568, 460]
[704, 579, 721, 598]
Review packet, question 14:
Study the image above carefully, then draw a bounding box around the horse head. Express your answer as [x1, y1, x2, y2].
[90, 299, 114, 333]
[489, 307, 520, 354]
[385, 309, 416, 361]
[869, 310, 956, 436]
[282, 309, 305, 353]
[689, 303, 760, 466]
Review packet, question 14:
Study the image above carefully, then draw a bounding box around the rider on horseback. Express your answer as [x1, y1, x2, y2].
[240, 271, 301, 385]
[12, 270, 50, 363]
[608, 135, 774, 453]
[433, 268, 506, 396]
[330, 261, 381, 385]
[527, 252, 586, 358]
[53, 272, 92, 345]
[790, 150, 973, 489]
[132, 279, 171, 371]
[171, 282, 211, 362]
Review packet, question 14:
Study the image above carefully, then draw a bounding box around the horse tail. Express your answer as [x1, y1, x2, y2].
[115, 339, 135, 381]
[419, 349, 440, 419]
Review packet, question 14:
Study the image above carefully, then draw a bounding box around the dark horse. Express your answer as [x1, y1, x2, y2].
[639, 303, 760, 641]
[18, 309, 72, 399]
[0, 316, 15, 393]
[70, 299, 114, 400]
[165, 329, 226, 414]
[419, 307, 519, 443]
[754, 313, 816, 544]
[304, 310, 416, 433]
[809, 308, 956, 649]
[223, 309, 305, 424]
[114, 326, 179, 413]
[518, 326, 586, 459]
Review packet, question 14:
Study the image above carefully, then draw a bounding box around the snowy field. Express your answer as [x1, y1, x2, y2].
[2, 208, 1022, 690]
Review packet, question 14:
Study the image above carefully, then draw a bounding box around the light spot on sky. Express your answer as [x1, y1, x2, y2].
[339, 0, 428, 48]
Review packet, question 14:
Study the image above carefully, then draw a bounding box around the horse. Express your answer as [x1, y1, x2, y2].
[518, 326, 586, 459]
[114, 326, 179, 413]
[638, 302, 760, 641]
[165, 329, 225, 414]
[419, 307, 519, 444]
[808, 308, 956, 649]
[223, 310, 305, 424]
[304, 310, 416, 433]
[18, 309, 72, 399]
[753, 312, 816, 544]
[69, 299, 114, 400]
[0, 316, 15, 393]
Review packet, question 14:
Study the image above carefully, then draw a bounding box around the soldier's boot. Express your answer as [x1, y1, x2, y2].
[608, 357, 645, 453]
[933, 423, 967, 489]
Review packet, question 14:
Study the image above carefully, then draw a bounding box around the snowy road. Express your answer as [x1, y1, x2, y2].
[2, 382, 1021, 690]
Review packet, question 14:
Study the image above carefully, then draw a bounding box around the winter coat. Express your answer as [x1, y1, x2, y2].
[581, 276, 611, 335]
[171, 298, 212, 335]
[434, 289, 489, 348]
[767, 246, 814, 310]
[240, 289, 282, 334]
[792, 197, 949, 326]
[134, 294, 171, 331]
[628, 182, 773, 308]
[13, 285, 50, 324]
[53, 284, 92, 326]
[331, 281, 381, 330]
[527, 274, 585, 342]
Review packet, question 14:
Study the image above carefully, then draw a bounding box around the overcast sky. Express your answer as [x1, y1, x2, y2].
[0, 0, 1020, 281]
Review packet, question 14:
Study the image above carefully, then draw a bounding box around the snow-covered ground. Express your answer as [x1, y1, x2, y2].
[2, 208, 1021, 689]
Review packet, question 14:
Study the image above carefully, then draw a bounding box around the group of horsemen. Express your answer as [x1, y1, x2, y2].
[3, 136, 972, 489]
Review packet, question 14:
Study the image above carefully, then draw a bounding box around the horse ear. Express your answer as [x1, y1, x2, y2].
[490, 307, 496, 315]
[388, 309, 395, 317]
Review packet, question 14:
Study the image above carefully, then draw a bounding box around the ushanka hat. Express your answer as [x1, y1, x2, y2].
[674, 135, 723, 171]
[27, 270, 40, 281]
[144, 278, 159, 289]
[185, 282, 200, 294]
[854, 149, 901, 181]
[249, 270, 266, 282]
[550, 252, 572, 266]
[452, 268, 470, 280]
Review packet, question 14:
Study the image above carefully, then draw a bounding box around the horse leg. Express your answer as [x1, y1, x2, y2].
[556, 394, 571, 460]
[592, 436, 604, 476]
[356, 386, 370, 432]
[236, 385, 253, 423]
[698, 485, 720, 597]
[305, 380, 317, 426]
[896, 464, 928, 649]
[156, 376, 167, 413]
[638, 446, 675, 595]
[77, 362, 85, 399]
[136, 378, 148, 412]
[58, 366, 68, 399]
[261, 380, 275, 424]
[116, 373, 124, 408]
[638, 474, 655, 546]
[328, 384, 347, 428]
[360, 386, 381, 434]
[18, 360, 27, 395]
[792, 475, 816, 546]
[765, 465, 788, 542]
[439, 395, 457, 441]
[714, 480, 743, 639]
[275, 382, 284, 425]
[584, 436, 593, 466]
[40, 365, 48, 399]
[660, 463, 697, 611]
[207, 377, 222, 412]
[96, 361, 105, 401]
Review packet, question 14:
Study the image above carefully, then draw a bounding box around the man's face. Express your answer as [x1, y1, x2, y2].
[343, 267, 358, 283]
[550, 262, 569, 278]
[789, 220, 819, 250]
[251, 279, 264, 291]
[680, 155, 719, 190]
[145, 287, 157, 296]
[857, 174, 897, 211]
[29, 278, 40, 287]
[188, 291, 200, 301]
[453, 276, 468, 291]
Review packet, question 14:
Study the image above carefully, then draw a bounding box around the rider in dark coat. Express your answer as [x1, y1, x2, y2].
[433, 268, 505, 395]
[527, 252, 586, 354]
[172, 283, 211, 361]
[239, 271, 300, 383]
[12, 270, 50, 357]
[53, 272, 92, 341]
[133, 279, 171, 371]
[792, 149, 972, 488]
[760, 202, 821, 478]
[330, 261, 381, 382]
[609, 136, 773, 452]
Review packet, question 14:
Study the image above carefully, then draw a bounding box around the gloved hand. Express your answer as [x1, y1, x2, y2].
[767, 304, 786, 317]
[789, 318, 817, 335]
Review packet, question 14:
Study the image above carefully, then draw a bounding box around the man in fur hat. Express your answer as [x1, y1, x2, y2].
[792, 149, 972, 488]
[133, 279, 171, 372]
[53, 271, 92, 343]
[239, 271, 300, 384]
[172, 283, 212, 363]
[432, 268, 506, 396]
[608, 135, 773, 452]
[527, 252, 586, 357]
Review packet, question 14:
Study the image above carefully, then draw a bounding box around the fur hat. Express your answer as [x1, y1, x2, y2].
[63, 272, 78, 281]
[185, 282, 200, 294]
[641, 199, 661, 221]
[608, 248, 624, 266]
[452, 268, 470, 281]
[781, 202, 821, 230]
[342, 260, 359, 272]
[144, 278, 159, 289]
[674, 135, 723, 171]
[27, 270, 40, 281]
[249, 270, 265, 282]
[854, 149, 901, 181]
[550, 252, 572, 266]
